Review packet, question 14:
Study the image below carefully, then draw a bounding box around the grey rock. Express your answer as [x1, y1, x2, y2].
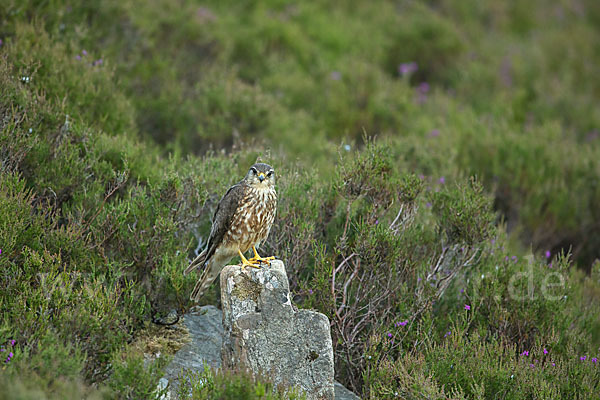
[160, 305, 223, 395]
[158, 265, 359, 399]
[157, 377, 171, 400]
[334, 382, 361, 400]
[220, 260, 335, 400]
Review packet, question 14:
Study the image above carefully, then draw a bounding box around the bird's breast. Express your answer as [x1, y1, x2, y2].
[229, 187, 277, 249]
[245, 187, 277, 225]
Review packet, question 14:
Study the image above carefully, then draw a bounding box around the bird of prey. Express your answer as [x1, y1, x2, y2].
[184, 163, 277, 301]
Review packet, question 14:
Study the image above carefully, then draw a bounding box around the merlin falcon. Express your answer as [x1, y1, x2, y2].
[184, 163, 277, 301]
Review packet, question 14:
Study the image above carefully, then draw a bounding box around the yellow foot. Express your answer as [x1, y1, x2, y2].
[238, 249, 262, 270]
[247, 246, 276, 265]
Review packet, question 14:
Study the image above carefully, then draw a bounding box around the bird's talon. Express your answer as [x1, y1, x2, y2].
[242, 263, 262, 270]
[248, 257, 274, 264]
[241, 257, 262, 270]
[254, 256, 275, 261]
[238, 249, 262, 270]
[248, 246, 276, 265]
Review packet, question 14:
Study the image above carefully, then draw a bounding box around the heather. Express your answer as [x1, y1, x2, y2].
[1, 0, 599, 398]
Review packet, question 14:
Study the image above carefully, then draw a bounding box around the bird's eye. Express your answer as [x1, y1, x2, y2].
[250, 167, 257, 175]
[267, 171, 273, 177]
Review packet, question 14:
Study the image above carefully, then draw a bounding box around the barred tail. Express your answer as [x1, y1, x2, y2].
[189, 260, 221, 302]
[184, 249, 207, 275]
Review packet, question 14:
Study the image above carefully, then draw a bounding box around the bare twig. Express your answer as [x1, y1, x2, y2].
[84, 170, 129, 229]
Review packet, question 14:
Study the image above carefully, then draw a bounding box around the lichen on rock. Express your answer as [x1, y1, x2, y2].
[221, 260, 336, 400]
[230, 273, 262, 304]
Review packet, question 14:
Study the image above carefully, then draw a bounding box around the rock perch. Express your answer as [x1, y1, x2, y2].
[221, 260, 335, 400]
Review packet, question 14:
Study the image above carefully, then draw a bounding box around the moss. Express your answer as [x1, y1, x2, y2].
[129, 321, 191, 358]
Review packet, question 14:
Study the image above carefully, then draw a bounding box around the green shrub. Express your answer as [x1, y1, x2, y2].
[107, 349, 170, 400]
[175, 366, 305, 400]
[364, 242, 600, 398]
[1, 0, 600, 398]
[384, 2, 466, 84]
[291, 143, 495, 392]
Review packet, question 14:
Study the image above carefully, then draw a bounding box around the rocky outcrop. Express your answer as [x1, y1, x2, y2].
[158, 261, 359, 399]
[334, 382, 361, 400]
[160, 305, 223, 395]
[220, 260, 335, 400]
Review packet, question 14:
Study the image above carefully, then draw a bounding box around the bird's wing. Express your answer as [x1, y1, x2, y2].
[203, 182, 245, 263]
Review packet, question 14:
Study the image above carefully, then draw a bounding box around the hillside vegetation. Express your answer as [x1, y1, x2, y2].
[1, 0, 599, 398]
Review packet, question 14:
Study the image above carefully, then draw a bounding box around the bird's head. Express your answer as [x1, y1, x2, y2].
[245, 163, 275, 189]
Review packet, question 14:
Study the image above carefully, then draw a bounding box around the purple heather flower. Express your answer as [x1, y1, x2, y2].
[330, 71, 341, 81]
[429, 129, 440, 138]
[425, 202, 432, 208]
[586, 130, 599, 142]
[75, 55, 81, 60]
[8, 352, 12, 358]
[398, 62, 418, 76]
[545, 250, 551, 259]
[419, 174, 425, 180]
[196, 6, 217, 21]
[439, 176, 445, 184]
[94, 58, 103, 66]
[543, 348, 548, 355]
[416, 83, 430, 104]
[82, 49, 87, 56]
[580, 356, 587, 361]
[375, 219, 379, 225]
[511, 256, 518, 263]
[418, 82, 430, 94]
[9, 340, 15, 346]
[417, 277, 422, 282]
[464, 304, 471, 311]
[308, 289, 313, 295]
[0, 248, 2, 255]
[0, 39, 3, 47]
[460, 288, 464, 294]
[552, 362, 556, 366]
[0, 348, 4, 352]
[400, 320, 408, 326]
[387, 333, 393, 338]
[592, 357, 597, 363]
[522, 350, 529, 356]
[529, 363, 535, 368]
[444, 331, 451, 338]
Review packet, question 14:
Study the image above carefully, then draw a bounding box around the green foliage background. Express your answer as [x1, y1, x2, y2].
[0, 0, 599, 398]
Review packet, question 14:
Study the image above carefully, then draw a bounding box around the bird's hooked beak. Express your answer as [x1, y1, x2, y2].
[258, 172, 265, 182]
